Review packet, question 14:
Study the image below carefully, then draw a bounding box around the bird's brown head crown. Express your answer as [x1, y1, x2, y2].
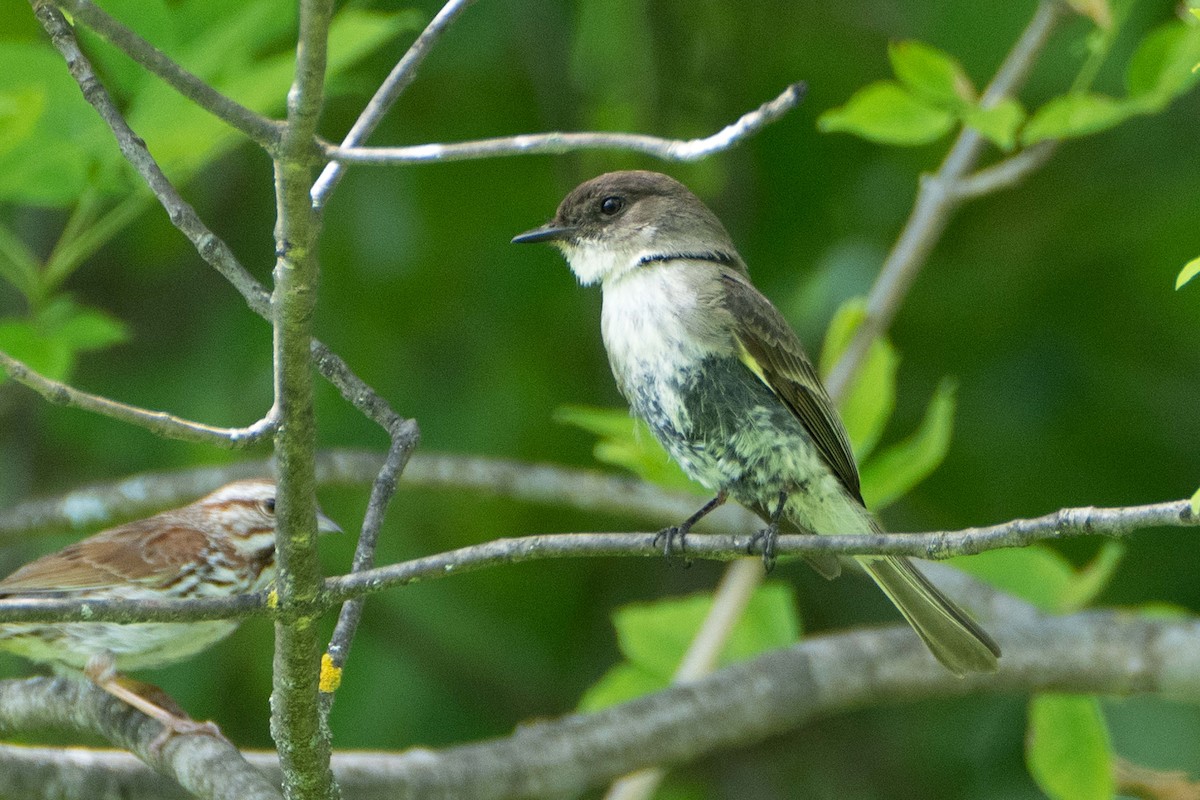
[512, 171, 742, 286]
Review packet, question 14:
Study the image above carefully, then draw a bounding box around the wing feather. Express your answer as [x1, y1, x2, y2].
[720, 271, 863, 502]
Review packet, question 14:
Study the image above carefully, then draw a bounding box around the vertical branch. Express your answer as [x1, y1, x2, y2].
[269, 0, 337, 797]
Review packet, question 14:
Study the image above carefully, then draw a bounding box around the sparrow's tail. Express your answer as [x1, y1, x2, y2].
[858, 555, 1000, 676]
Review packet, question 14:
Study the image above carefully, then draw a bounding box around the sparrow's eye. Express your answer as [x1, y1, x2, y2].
[600, 196, 624, 215]
[260, 497, 276, 516]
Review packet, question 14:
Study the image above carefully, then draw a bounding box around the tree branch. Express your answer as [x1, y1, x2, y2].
[268, 0, 338, 795]
[311, 0, 475, 207]
[324, 83, 805, 166]
[4, 609, 1199, 800]
[823, 0, 1064, 399]
[50, 0, 285, 151]
[0, 677, 280, 800]
[0, 497, 1191, 626]
[0, 350, 277, 447]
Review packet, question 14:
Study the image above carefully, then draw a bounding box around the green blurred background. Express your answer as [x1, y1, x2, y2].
[1, 0, 1199, 797]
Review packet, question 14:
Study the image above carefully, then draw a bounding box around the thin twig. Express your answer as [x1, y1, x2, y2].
[51, 0, 285, 151]
[0, 350, 277, 447]
[324, 83, 806, 165]
[0, 498, 1190, 625]
[4, 609, 1200, 800]
[952, 140, 1058, 200]
[310, 0, 476, 207]
[319, 424, 418, 721]
[823, 0, 1063, 399]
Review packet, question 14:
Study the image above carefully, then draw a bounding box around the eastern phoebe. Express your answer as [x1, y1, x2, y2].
[513, 170, 999, 675]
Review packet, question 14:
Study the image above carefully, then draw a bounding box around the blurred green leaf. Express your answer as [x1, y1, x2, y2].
[0, 87, 43, 158]
[1026, 694, 1114, 800]
[0, 298, 128, 383]
[818, 298, 898, 460]
[859, 378, 956, 510]
[951, 542, 1123, 613]
[1135, 601, 1194, 619]
[818, 81, 955, 145]
[1190, 485, 1200, 515]
[962, 98, 1026, 151]
[1058, 541, 1125, 612]
[1125, 21, 1200, 104]
[555, 405, 703, 493]
[579, 584, 800, 712]
[0, 44, 112, 205]
[578, 663, 660, 713]
[1022, 93, 1130, 145]
[888, 40, 975, 107]
[130, 7, 420, 180]
[1177, 257, 1200, 290]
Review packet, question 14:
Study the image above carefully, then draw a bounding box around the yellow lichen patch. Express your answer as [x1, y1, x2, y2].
[319, 652, 343, 693]
[267, 589, 279, 609]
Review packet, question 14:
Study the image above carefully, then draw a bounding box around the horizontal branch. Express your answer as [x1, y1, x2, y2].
[0, 677, 280, 800]
[3, 607, 1199, 800]
[51, 0, 284, 151]
[324, 83, 805, 165]
[0, 350, 277, 447]
[0, 497, 1190, 625]
[0, 450, 725, 542]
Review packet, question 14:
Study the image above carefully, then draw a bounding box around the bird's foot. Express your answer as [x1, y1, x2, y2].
[652, 525, 691, 565]
[747, 523, 779, 572]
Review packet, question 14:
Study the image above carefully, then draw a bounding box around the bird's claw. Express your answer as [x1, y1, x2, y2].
[652, 525, 692, 565]
[747, 524, 779, 572]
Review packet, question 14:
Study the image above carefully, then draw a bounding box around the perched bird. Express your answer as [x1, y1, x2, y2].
[513, 170, 999, 675]
[0, 478, 341, 734]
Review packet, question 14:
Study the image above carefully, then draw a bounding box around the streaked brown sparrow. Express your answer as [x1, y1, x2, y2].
[0, 478, 340, 737]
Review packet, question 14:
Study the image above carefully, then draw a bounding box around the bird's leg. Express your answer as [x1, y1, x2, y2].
[653, 491, 727, 558]
[748, 490, 788, 571]
[84, 652, 224, 752]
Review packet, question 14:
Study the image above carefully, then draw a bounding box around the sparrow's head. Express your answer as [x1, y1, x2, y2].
[512, 170, 738, 286]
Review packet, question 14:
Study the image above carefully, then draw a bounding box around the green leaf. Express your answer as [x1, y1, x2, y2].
[0, 44, 111, 205]
[554, 405, 703, 493]
[858, 378, 956, 510]
[0, 88, 43, 159]
[1058, 541, 1124, 612]
[1125, 21, 1200, 104]
[580, 584, 800, 711]
[1021, 93, 1131, 145]
[818, 298, 898, 460]
[0, 299, 127, 383]
[1177, 257, 1200, 290]
[1190, 485, 1200, 516]
[950, 543, 1122, 613]
[1026, 694, 1114, 800]
[961, 98, 1026, 151]
[818, 81, 956, 146]
[129, 7, 420, 180]
[888, 40, 975, 107]
[578, 663, 661, 713]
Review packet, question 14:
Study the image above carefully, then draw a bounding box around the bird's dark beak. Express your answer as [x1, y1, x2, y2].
[511, 223, 575, 244]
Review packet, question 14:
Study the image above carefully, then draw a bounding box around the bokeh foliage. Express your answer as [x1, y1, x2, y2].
[2, 0, 1200, 797]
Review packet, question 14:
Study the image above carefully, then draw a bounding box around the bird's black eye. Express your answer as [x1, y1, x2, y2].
[260, 497, 276, 515]
[600, 196, 624, 216]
